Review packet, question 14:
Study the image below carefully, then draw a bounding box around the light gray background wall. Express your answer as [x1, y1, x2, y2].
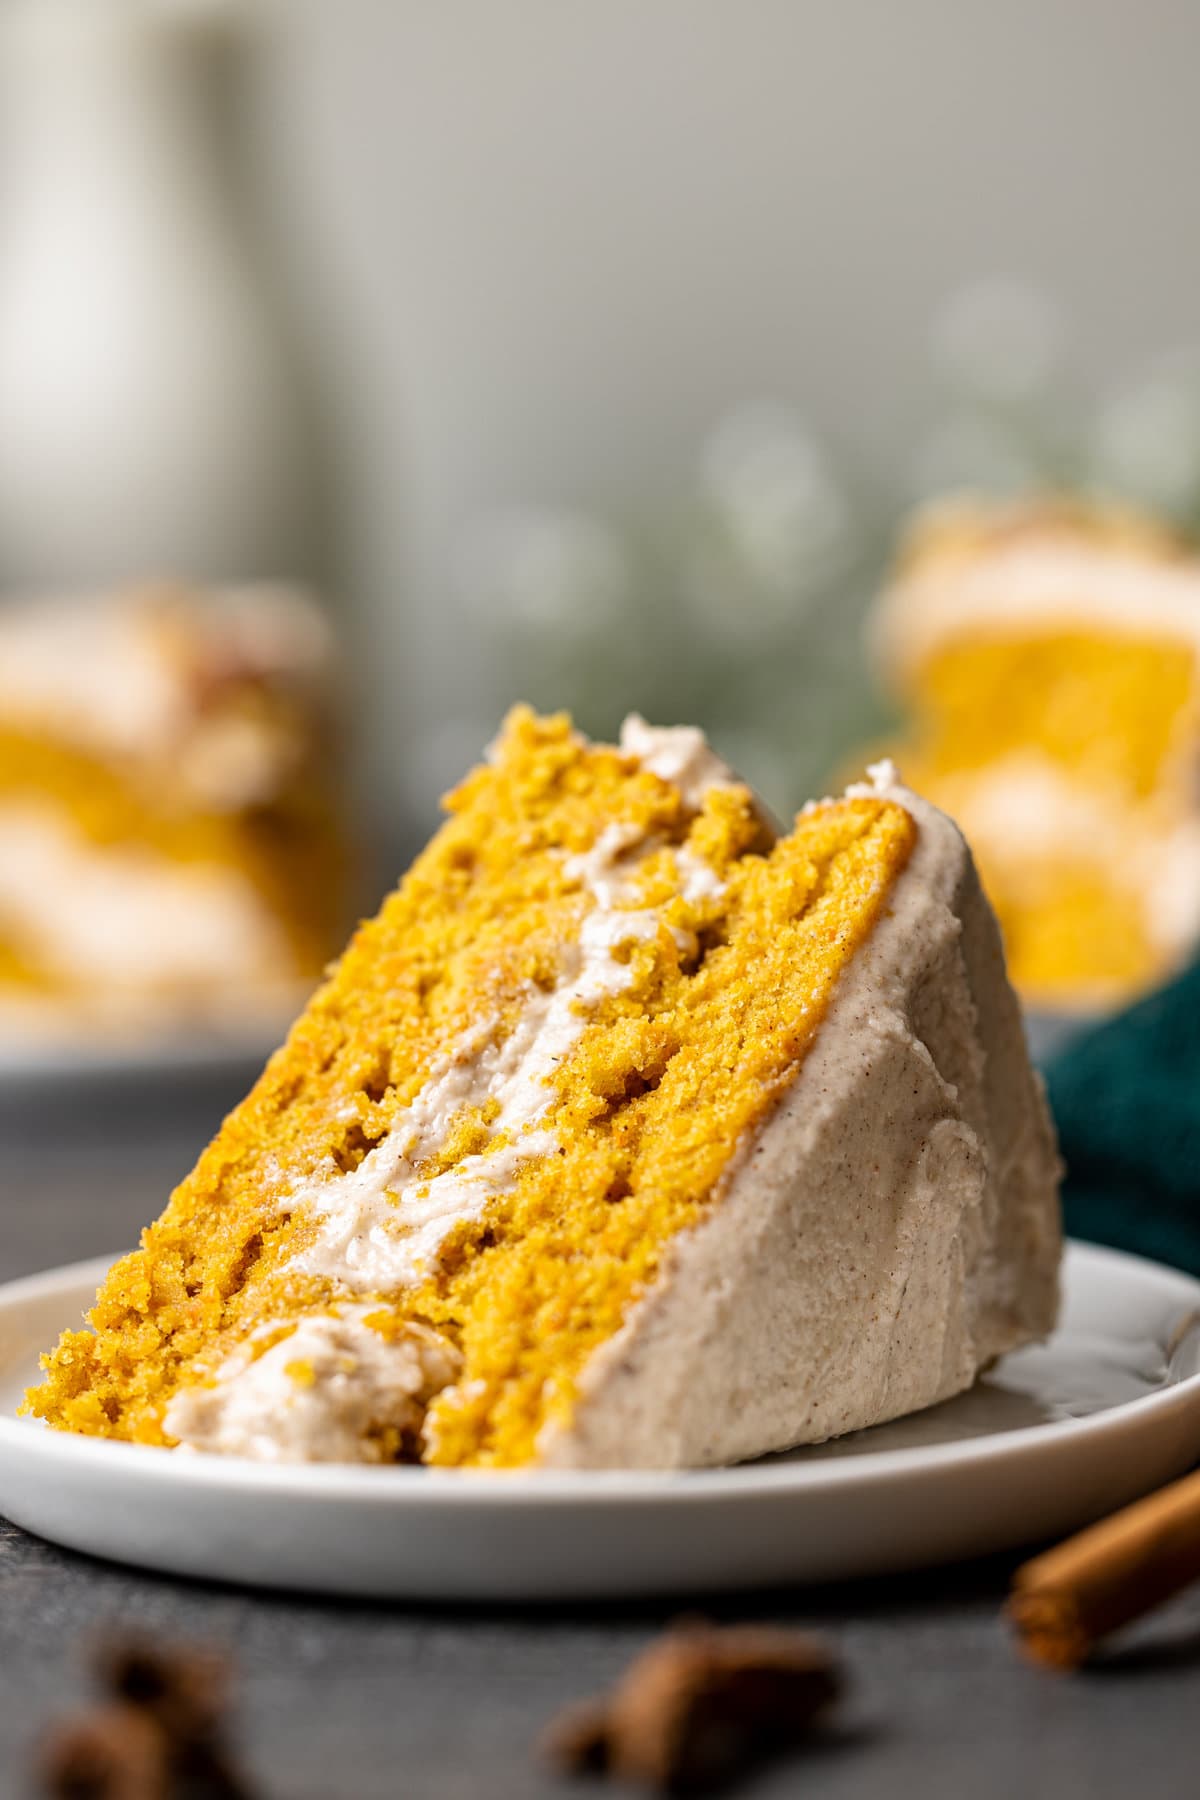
[251, 0, 1199, 823]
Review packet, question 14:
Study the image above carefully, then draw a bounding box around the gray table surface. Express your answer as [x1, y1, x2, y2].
[2, 1073, 1197, 1800]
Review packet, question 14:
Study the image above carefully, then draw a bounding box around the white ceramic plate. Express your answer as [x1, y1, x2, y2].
[0, 1241, 1198, 1600]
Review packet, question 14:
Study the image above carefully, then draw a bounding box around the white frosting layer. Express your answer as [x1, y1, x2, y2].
[164, 1310, 460, 1462]
[619, 714, 738, 810]
[0, 804, 290, 987]
[0, 599, 178, 757]
[872, 540, 1200, 685]
[0, 584, 332, 790]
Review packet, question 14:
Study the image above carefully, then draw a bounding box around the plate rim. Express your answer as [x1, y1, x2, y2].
[1, 1240, 1198, 1506]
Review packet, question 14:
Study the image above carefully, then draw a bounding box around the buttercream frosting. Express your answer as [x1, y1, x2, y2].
[538, 768, 1062, 1468]
[164, 1310, 460, 1463]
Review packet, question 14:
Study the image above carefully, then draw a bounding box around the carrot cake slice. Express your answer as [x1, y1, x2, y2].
[869, 497, 1200, 1010]
[0, 581, 351, 1042]
[26, 708, 1061, 1469]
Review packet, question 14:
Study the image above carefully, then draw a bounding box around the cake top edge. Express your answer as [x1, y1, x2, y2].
[478, 705, 911, 842]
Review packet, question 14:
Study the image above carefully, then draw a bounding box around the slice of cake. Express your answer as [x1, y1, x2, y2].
[869, 497, 1200, 1010]
[0, 581, 351, 1043]
[26, 709, 1061, 1469]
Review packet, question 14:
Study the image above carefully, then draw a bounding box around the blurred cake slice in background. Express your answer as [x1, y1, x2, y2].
[0, 582, 352, 1048]
[868, 498, 1200, 1012]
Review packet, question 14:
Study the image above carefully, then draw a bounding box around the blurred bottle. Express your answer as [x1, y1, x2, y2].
[0, 0, 316, 589]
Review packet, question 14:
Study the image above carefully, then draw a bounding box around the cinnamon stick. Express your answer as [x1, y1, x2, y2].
[1008, 1464, 1200, 1668]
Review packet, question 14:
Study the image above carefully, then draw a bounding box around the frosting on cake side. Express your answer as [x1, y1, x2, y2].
[539, 766, 1062, 1468]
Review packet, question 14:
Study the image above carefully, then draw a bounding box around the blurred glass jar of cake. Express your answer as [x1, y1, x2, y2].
[0, 1, 353, 1049]
[0, 0, 317, 585]
[0, 582, 351, 1046]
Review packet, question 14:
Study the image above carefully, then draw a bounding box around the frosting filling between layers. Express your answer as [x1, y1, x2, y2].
[285, 825, 726, 1295]
[165, 727, 731, 1459]
[164, 1309, 460, 1462]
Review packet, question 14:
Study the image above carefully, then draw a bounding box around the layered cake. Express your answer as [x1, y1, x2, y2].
[870, 499, 1200, 1009]
[26, 709, 1061, 1469]
[0, 582, 350, 1042]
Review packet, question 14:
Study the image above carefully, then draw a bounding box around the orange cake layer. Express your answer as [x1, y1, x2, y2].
[26, 708, 916, 1468]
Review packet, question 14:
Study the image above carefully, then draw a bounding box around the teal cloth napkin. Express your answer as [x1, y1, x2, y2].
[1042, 962, 1200, 1276]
